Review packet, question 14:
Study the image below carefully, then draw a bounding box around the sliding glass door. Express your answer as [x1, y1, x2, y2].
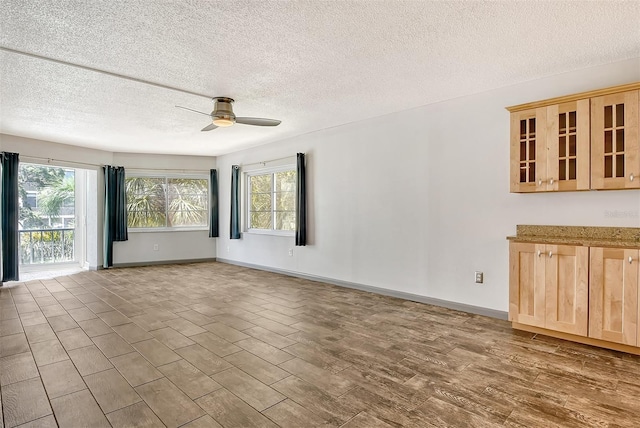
[18, 163, 78, 265]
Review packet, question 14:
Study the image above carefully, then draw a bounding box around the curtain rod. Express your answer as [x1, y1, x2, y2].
[21, 156, 102, 169]
[0, 46, 214, 100]
[126, 167, 209, 173]
[21, 156, 210, 173]
[240, 154, 298, 168]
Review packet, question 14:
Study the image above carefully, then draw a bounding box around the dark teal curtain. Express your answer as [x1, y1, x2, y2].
[230, 165, 241, 239]
[1, 152, 19, 282]
[295, 153, 307, 246]
[209, 169, 219, 238]
[103, 166, 128, 268]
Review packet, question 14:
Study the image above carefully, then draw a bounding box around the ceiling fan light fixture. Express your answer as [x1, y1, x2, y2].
[212, 115, 235, 127]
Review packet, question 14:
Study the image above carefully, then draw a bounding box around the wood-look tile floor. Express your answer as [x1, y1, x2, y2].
[1, 262, 640, 427]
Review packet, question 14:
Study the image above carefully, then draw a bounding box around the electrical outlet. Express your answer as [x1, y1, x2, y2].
[475, 271, 483, 284]
[288, 249, 293, 256]
[227, 246, 230, 253]
[153, 244, 159, 251]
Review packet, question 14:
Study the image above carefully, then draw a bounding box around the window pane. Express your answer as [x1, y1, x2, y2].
[247, 169, 296, 232]
[276, 212, 296, 231]
[126, 177, 167, 228]
[275, 171, 296, 192]
[250, 211, 272, 229]
[616, 103, 624, 127]
[167, 178, 208, 227]
[275, 191, 295, 211]
[18, 164, 75, 230]
[616, 154, 624, 178]
[559, 113, 566, 133]
[250, 174, 272, 193]
[604, 105, 613, 128]
[251, 193, 272, 212]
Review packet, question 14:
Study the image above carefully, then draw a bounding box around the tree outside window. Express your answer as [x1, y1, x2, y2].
[248, 169, 296, 231]
[126, 176, 208, 229]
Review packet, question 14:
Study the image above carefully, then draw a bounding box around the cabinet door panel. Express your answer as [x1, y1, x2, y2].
[589, 247, 638, 346]
[509, 242, 545, 327]
[510, 108, 547, 193]
[547, 100, 590, 191]
[591, 90, 639, 190]
[544, 245, 588, 336]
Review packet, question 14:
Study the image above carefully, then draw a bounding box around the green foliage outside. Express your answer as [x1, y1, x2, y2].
[249, 170, 296, 230]
[18, 164, 75, 264]
[126, 177, 208, 228]
[18, 164, 74, 229]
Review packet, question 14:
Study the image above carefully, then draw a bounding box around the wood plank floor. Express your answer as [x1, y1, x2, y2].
[1, 261, 640, 427]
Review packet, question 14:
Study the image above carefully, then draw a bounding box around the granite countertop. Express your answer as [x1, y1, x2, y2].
[507, 225, 640, 249]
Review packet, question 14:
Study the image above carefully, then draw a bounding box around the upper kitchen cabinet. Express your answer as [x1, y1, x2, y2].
[509, 101, 589, 193]
[507, 82, 640, 193]
[591, 90, 640, 190]
[510, 108, 547, 193]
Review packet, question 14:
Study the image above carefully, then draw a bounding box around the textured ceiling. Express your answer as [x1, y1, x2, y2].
[1, 1, 639, 156]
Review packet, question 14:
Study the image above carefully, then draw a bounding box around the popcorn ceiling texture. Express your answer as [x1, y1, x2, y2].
[0, 1, 639, 155]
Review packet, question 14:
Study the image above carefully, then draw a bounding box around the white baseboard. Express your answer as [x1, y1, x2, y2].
[112, 258, 217, 268]
[216, 258, 508, 320]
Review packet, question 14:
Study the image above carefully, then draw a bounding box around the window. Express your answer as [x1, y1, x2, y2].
[126, 176, 208, 229]
[18, 164, 77, 265]
[247, 168, 296, 232]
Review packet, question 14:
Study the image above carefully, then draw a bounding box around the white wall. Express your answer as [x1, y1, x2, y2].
[216, 58, 640, 313]
[0, 136, 217, 267]
[111, 152, 217, 265]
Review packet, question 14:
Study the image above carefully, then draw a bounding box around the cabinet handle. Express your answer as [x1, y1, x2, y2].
[629, 256, 633, 264]
[548, 251, 553, 258]
[537, 250, 541, 257]
[631, 174, 635, 182]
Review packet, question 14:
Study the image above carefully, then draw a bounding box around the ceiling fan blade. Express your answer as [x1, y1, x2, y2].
[235, 117, 281, 127]
[201, 123, 218, 131]
[176, 105, 211, 117]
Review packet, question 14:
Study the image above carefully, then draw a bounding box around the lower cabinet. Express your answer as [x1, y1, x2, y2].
[509, 242, 588, 336]
[589, 247, 639, 346]
[510, 242, 640, 351]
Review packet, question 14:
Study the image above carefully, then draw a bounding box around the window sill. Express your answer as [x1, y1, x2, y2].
[244, 229, 295, 237]
[128, 227, 209, 233]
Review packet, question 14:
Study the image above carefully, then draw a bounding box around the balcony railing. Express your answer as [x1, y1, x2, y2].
[19, 228, 75, 265]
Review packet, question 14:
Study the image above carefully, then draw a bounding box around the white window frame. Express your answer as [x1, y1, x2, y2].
[17, 162, 83, 269]
[126, 172, 210, 233]
[244, 165, 296, 237]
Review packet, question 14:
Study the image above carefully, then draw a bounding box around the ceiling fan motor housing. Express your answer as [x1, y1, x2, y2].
[212, 97, 236, 126]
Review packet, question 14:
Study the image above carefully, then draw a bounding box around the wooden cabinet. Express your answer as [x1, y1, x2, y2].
[508, 82, 640, 193]
[591, 90, 640, 190]
[509, 242, 588, 335]
[589, 247, 639, 346]
[544, 244, 589, 336]
[509, 101, 590, 192]
[509, 242, 545, 326]
[510, 109, 547, 193]
[547, 100, 591, 191]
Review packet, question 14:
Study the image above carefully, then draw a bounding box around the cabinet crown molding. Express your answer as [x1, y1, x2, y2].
[506, 81, 640, 112]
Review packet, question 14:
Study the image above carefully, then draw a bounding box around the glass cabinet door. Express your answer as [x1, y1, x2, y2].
[546, 99, 590, 191]
[510, 108, 548, 193]
[591, 90, 639, 190]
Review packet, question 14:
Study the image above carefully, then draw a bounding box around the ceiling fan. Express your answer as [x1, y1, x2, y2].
[176, 97, 281, 131]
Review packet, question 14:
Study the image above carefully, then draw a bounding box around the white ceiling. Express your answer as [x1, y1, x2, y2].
[1, 1, 639, 156]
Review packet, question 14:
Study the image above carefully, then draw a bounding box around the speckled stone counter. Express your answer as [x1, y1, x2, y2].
[507, 225, 640, 248]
